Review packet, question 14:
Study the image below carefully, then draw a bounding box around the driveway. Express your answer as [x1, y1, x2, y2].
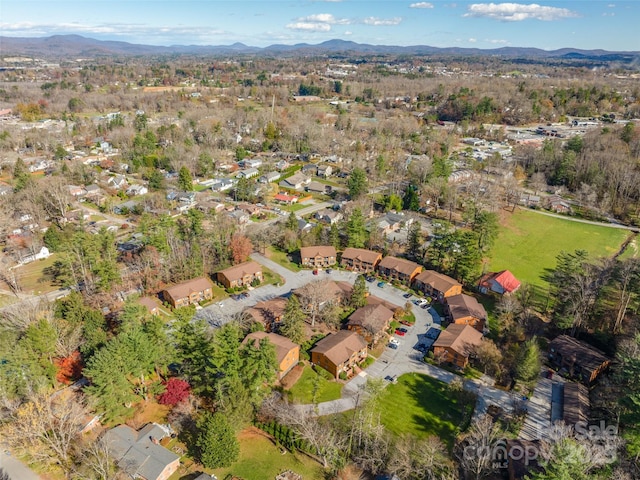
[0, 452, 41, 480]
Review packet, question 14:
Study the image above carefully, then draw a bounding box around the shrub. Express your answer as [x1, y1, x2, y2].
[313, 364, 334, 380]
[158, 378, 190, 405]
[339, 371, 347, 381]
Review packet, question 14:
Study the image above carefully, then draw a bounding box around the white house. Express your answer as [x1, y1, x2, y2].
[18, 246, 51, 265]
[237, 168, 259, 179]
[126, 184, 148, 196]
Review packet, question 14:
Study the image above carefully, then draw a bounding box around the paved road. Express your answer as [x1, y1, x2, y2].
[0, 452, 41, 480]
[526, 207, 640, 232]
[216, 254, 517, 418]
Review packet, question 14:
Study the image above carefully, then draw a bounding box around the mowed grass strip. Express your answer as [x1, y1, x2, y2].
[377, 373, 470, 450]
[212, 428, 325, 480]
[489, 209, 630, 290]
[286, 366, 343, 404]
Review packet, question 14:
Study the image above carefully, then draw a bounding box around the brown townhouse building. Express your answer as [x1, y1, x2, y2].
[340, 247, 383, 273]
[216, 261, 263, 289]
[377, 256, 423, 285]
[300, 245, 337, 268]
[161, 277, 214, 308]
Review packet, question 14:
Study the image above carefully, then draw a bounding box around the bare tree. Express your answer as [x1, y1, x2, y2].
[74, 436, 125, 480]
[261, 395, 347, 469]
[4, 392, 89, 471]
[457, 414, 502, 480]
[294, 279, 337, 327]
[388, 435, 455, 480]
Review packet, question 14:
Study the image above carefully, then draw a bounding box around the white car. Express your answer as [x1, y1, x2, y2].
[389, 337, 400, 346]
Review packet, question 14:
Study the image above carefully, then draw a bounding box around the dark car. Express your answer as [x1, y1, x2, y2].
[388, 342, 398, 349]
[231, 294, 241, 300]
[403, 292, 412, 298]
[326, 268, 333, 274]
[397, 327, 408, 334]
[377, 281, 386, 288]
[240, 292, 250, 299]
[366, 276, 375, 283]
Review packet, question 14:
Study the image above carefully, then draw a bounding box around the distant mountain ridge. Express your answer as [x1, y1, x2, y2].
[1, 34, 638, 61]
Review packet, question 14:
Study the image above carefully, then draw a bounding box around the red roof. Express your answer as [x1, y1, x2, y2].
[480, 270, 521, 293]
[274, 193, 298, 203]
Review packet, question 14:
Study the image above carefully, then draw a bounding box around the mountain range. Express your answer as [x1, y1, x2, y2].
[1, 35, 638, 63]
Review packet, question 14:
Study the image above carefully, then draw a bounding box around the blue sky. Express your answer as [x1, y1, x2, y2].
[1, 1, 638, 51]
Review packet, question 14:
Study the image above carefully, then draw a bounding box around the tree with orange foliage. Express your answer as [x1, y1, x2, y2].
[55, 350, 83, 385]
[229, 234, 253, 265]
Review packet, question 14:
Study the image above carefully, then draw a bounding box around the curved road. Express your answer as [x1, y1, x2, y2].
[525, 207, 640, 232]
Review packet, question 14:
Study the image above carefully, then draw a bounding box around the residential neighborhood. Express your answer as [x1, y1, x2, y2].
[0, 31, 638, 480]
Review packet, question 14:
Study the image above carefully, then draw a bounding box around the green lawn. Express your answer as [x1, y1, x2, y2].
[489, 209, 630, 291]
[287, 366, 343, 404]
[14, 255, 60, 294]
[282, 203, 307, 212]
[211, 429, 324, 480]
[376, 373, 474, 450]
[266, 247, 302, 272]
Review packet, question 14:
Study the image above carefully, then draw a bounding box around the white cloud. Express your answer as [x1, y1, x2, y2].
[285, 22, 331, 32]
[607, 3, 616, 7]
[296, 14, 351, 25]
[464, 3, 579, 21]
[468, 38, 477, 42]
[344, 31, 353, 35]
[602, 12, 615, 16]
[410, 2, 434, 8]
[363, 17, 402, 26]
[0, 21, 227, 40]
[486, 38, 509, 44]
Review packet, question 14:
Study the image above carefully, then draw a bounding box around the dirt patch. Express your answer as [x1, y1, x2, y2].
[280, 365, 304, 389]
[239, 425, 273, 441]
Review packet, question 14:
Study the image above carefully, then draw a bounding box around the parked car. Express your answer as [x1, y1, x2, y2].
[395, 328, 407, 336]
[326, 268, 333, 274]
[400, 320, 413, 327]
[366, 276, 375, 282]
[414, 298, 427, 306]
[388, 342, 398, 349]
[403, 292, 412, 298]
[313, 269, 319, 275]
[377, 281, 386, 288]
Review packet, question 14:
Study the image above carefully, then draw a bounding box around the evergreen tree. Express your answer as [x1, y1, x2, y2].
[347, 168, 368, 198]
[346, 208, 368, 248]
[279, 296, 306, 344]
[329, 222, 341, 249]
[514, 338, 541, 383]
[196, 412, 239, 469]
[350, 275, 368, 309]
[12, 158, 31, 192]
[406, 222, 423, 261]
[286, 211, 298, 231]
[177, 166, 193, 191]
[402, 184, 420, 211]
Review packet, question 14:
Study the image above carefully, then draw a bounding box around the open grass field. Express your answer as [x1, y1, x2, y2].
[488, 209, 630, 291]
[376, 373, 473, 450]
[212, 427, 324, 480]
[13, 255, 60, 294]
[286, 365, 343, 404]
[266, 246, 303, 272]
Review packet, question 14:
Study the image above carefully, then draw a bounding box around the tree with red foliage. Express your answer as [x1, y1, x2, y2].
[54, 350, 83, 385]
[158, 378, 190, 405]
[229, 234, 253, 265]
